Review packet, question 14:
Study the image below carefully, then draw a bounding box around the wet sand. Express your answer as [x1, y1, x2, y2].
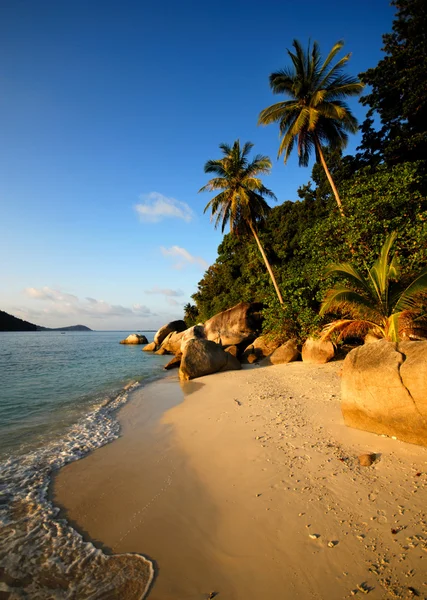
[54, 363, 427, 599]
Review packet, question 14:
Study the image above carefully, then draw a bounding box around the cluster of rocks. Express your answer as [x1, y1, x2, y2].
[142, 302, 336, 382]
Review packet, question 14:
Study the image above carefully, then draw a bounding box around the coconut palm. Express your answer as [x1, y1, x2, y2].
[258, 40, 364, 217]
[319, 232, 427, 342]
[199, 140, 284, 304]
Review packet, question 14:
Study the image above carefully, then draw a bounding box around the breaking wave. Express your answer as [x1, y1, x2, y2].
[0, 383, 154, 599]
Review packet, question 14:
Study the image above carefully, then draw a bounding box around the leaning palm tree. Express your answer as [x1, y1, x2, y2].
[199, 140, 284, 304]
[319, 232, 427, 342]
[258, 40, 364, 218]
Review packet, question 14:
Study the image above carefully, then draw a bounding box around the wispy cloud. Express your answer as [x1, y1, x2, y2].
[160, 245, 209, 270]
[23, 287, 155, 320]
[25, 287, 78, 303]
[145, 286, 184, 297]
[135, 192, 194, 223]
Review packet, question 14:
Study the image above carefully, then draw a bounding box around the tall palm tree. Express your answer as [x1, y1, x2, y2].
[258, 40, 364, 218]
[199, 140, 284, 304]
[319, 232, 427, 342]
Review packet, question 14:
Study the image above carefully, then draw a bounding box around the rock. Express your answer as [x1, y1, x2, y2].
[246, 353, 258, 364]
[120, 333, 148, 345]
[161, 331, 185, 355]
[341, 341, 427, 447]
[164, 355, 182, 370]
[358, 453, 376, 467]
[204, 302, 263, 346]
[142, 342, 157, 352]
[154, 320, 187, 346]
[242, 336, 280, 363]
[364, 333, 382, 344]
[224, 345, 239, 357]
[180, 325, 206, 352]
[179, 338, 241, 381]
[261, 339, 300, 365]
[302, 338, 335, 364]
[155, 347, 169, 355]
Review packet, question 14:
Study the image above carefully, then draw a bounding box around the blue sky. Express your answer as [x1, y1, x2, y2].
[0, 0, 395, 330]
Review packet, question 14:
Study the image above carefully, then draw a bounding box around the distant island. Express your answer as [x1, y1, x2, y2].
[0, 310, 92, 332]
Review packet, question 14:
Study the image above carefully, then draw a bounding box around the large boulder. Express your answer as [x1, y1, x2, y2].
[142, 342, 157, 352]
[164, 354, 182, 370]
[261, 339, 300, 365]
[302, 338, 335, 364]
[180, 325, 206, 352]
[204, 302, 263, 347]
[154, 320, 187, 346]
[341, 341, 427, 447]
[161, 331, 185, 355]
[179, 338, 241, 381]
[242, 335, 281, 363]
[120, 334, 148, 345]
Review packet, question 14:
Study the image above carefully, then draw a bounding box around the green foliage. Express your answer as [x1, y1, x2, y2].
[192, 161, 427, 342]
[320, 232, 427, 342]
[358, 0, 427, 165]
[183, 303, 199, 328]
[259, 40, 363, 166]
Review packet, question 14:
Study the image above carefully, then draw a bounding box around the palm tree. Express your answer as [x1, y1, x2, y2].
[199, 140, 284, 304]
[319, 232, 427, 342]
[258, 40, 364, 218]
[183, 303, 199, 326]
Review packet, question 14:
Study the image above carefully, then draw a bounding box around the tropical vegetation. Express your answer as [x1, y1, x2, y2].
[188, 0, 427, 344]
[258, 39, 363, 217]
[199, 140, 284, 304]
[319, 232, 427, 343]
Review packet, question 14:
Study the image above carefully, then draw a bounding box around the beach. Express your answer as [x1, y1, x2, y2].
[53, 361, 427, 599]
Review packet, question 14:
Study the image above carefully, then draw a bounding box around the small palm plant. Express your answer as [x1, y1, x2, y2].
[199, 139, 284, 304]
[319, 232, 427, 342]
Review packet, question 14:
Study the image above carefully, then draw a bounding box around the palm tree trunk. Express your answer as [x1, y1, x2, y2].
[314, 136, 346, 218]
[248, 222, 284, 305]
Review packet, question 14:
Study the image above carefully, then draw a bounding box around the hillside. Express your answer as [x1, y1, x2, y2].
[0, 310, 37, 332]
[0, 310, 92, 332]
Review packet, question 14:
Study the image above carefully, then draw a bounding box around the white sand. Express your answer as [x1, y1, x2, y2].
[54, 362, 427, 599]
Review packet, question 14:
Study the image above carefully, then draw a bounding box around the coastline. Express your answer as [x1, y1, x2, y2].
[53, 361, 427, 599]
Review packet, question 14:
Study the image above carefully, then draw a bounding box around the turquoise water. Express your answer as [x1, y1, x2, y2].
[0, 330, 168, 457]
[0, 331, 169, 598]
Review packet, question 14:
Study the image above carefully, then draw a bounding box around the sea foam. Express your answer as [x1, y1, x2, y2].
[0, 383, 154, 599]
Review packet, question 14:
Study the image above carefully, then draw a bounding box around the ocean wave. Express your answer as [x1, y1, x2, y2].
[0, 382, 154, 599]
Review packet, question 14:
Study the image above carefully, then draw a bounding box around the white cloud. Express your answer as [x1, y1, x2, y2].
[145, 286, 184, 297]
[166, 298, 185, 307]
[22, 287, 154, 320]
[135, 192, 193, 223]
[160, 245, 209, 270]
[25, 287, 78, 304]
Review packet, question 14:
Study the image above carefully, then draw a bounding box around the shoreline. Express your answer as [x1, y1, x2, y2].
[53, 361, 427, 599]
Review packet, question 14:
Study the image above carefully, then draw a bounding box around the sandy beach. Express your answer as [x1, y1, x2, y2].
[53, 362, 427, 599]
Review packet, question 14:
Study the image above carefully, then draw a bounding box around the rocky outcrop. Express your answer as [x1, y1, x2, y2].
[164, 355, 182, 370]
[160, 331, 185, 355]
[120, 334, 148, 345]
[242, 336, 280, 363]
[154, 320, 187, 346]
[142, 342, 157, 352]
[179, 325, 205, 351]
[179, 338, 241, 381]
[341, 341, 427, 447]
[364, 333, 382, 344]
[204, 302, 263, 347]
[261, 339, 300, 365]
[302, 338, 335, 364]
[224, 345, 239, 358]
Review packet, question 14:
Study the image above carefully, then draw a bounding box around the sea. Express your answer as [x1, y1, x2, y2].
[0, 330, 170, 599]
